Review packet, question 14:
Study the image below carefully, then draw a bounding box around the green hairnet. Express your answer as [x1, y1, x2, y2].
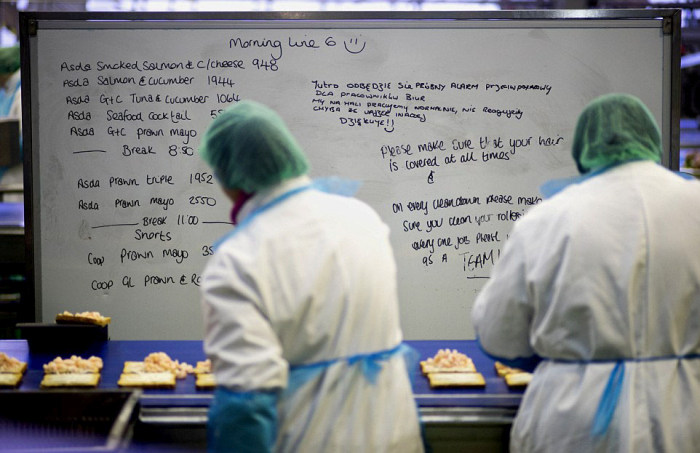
[199, 100, 310, 193]
[571, 93, 661, 174]
[0, 46, 19, 75]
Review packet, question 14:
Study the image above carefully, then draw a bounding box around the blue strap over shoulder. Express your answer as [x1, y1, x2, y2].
[311, 176, 362, 197]
[540, 161, 696, 199]
[212, 177, 362, 252]
[539, 165, 615, 198]
[212, 184, 312, 251]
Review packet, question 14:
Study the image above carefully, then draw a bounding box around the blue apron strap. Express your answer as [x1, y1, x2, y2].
[284, 364, 325, 396]
[212, 184, 312, 251]
[347, 343, 412, 384]
[284, 343, 411, 396]
[212, 177, 361, 252]
[539, 161, 652, 199]
[591, 360, 625, 437]
[546, 353, 700, 438]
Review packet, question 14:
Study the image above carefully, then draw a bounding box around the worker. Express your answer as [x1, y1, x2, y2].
[0, 45, 22, 197]
[198, 100, 424, 453]
[472, 93, 700, 452]
[0, 45, 20, 121]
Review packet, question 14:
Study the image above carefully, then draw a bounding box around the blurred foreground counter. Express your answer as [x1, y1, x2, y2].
[1, 339, 521, 452]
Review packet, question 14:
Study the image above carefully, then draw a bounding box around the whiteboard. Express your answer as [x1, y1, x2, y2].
[22, 11, 680, 340]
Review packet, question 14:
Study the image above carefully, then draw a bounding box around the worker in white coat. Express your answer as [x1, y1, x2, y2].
[198, 100, 424, 453]
[0, 46, 20, 121]
[0, 46, 22, 196]
[472, 93, 700, 452]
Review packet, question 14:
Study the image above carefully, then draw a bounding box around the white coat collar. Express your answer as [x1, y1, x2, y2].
[235, 175, 312, 224]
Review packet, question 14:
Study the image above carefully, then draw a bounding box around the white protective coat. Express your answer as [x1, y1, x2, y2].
[472, 162, 700, 453]
[201, 176, 423, 453]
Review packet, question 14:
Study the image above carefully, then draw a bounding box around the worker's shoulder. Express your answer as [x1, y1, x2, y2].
[306, 187, 372, 206]
[295, 189, 383, 221]
[506, 186, 590, 242]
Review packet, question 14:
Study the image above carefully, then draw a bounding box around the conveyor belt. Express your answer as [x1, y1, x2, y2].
[2, 339, 525, 408]
[2, 339, 519, 451]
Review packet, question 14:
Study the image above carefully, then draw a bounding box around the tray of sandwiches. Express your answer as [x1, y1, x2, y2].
[0, 351, 27, 388]
[420, 349, 534, 389]
[420, 348, 486, 388]
[55, 311, 111, 327]
[16, 311, 111, 353]
[40, 355, 104, 388]
[117, 351, 215, 390]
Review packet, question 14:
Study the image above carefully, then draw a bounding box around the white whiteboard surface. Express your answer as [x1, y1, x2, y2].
[25, 13, 678, 340]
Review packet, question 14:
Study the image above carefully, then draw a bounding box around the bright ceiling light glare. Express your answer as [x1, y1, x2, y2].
[196, 0, 265, 10]
[421, 2, 500, 11]
[81, 0, 503, 13]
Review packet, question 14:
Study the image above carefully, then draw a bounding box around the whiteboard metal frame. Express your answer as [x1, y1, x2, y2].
[18, 9, 681, 325]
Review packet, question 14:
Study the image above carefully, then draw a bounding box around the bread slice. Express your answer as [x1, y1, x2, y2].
[195, 373, 216, 390]
[427, 372, 485, 388]
[123, 361, 146, 373]
[118, 371, 176, 388]
[40, 373, 100, 388]
[0, 373, 23, 388]
[494, 361, 533, 387]
[504, 372, 533, 387]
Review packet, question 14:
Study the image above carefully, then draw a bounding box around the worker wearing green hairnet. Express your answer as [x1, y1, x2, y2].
[572, 93, 661, 173]
[198, 101, 424, 453]
[473, 93, 700, 452]
[0, 46, 20, 112]
[199, 100, 309, 224]
[0, 45, 21, 196]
